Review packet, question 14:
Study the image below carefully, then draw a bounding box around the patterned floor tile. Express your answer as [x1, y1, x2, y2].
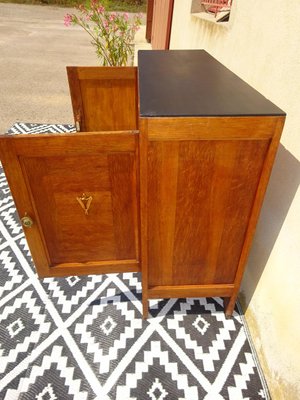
[0, 244, 27, 300]
[0, 206, 23, 238]
[70, 281, 145, 381]
[219, 342, 268, 399]
[0, 171, 13, 204]
[0, 286, 55, 378]
[162, 297, 241, 377]
[14, 235, 37, 275]
[3, 337, 97, 400]
[41, 274, 105, 320]
[108, 330, 208, 400]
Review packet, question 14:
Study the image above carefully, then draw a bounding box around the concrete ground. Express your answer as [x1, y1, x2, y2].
[0, 3, 149, 133]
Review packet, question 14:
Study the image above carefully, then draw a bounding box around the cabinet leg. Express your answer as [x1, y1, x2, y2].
[223, 294, 237, 318]
[142, 295, 148, 319]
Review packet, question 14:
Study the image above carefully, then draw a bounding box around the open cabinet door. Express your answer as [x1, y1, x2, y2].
[67, 66, 138, 132]
[0, 130, 140, 277]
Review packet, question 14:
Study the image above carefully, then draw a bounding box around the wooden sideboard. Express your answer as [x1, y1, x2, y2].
[0, 50, 285, 317]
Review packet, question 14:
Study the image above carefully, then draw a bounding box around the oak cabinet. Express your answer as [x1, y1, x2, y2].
[138, 50, 285, 317]
[0, 51, 285, 317]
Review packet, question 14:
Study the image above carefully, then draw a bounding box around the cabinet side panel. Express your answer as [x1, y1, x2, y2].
[214, 140, 269, 283]
[147, 139, 270, 286]
[147, 141, 179, 286]
[173, 140, 235, 284]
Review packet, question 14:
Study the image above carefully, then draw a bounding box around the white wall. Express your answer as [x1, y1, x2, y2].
[170, 1, 300, 398]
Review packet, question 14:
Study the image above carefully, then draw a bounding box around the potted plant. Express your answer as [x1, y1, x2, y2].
[64, 0, 142, 66]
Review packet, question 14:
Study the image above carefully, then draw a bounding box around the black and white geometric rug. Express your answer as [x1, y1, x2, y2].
[0, 123, 270, 400]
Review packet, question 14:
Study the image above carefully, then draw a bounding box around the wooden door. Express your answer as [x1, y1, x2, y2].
[151, 0, 174, 49]
[67, 66, 138, 132]
[0, 131, 139, 277]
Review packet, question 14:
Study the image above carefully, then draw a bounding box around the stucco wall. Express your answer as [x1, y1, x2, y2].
[170, 1, 300, 398]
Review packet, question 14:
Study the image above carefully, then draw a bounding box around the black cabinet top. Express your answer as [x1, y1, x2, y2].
[138, 50, 285, 117]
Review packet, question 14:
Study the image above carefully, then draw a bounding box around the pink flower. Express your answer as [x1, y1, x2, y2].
[64, 14, 72, 27]
[98, 6, 105, 13]
[123, 12, 129, 21]
[109, 12, 116, 21]
[103, 19, 109, 28]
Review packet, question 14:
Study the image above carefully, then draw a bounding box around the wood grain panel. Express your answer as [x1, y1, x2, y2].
[0, 131, 139, 277]
[24, 151, 138, 264]
[11, 131, 137, 156]
[147, 139, 270, 287]
[148, 284, 234, 299]
[76, 67, 137, 80]
[172, 141, 215, 284]
[45, 260, 139, 278]
[173, 141, 234, 284]
[80, 78, 137, 131]
[145, 116, 277, 140]
[214, 140, 270, 283]
[22, 156, 116, 263]
[67, 66, 138, 132]
[0, 140, 50, 276]
[148, 141, 179, 286]
[108, 153, 137, 260]
[139, 119, 150, 317]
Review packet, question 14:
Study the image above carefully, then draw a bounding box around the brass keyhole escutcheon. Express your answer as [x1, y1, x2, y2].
[21, 214, 34, 228]
[76, 193, 93, 215]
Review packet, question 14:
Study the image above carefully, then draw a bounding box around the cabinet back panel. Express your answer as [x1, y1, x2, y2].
[80, 79, 137, 131]
[147, 139, 269, 286]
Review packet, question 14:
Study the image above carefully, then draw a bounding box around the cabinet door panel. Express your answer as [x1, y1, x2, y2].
[67, 67, 138, 132]
[0, 132, 139, 277]
[148, 139, 269, 286]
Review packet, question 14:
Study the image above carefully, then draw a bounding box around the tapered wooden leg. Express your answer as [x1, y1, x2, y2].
[224, 293, 238, 318]
[223, 297, 229, 310]
[142, 293, 148, 319]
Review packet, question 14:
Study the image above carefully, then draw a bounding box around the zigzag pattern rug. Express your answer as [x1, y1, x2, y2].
[0, 123, 270, 400]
